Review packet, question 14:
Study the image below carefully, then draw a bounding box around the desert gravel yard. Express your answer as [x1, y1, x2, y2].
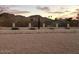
[0, 29, 79, 53]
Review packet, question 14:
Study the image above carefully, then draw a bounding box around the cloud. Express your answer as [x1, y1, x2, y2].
[0, 6, 9, 13]
[65, 10, 70, 12]
[37, 6, 70, 14]
[48, 9, 71, 14]
[71, 12, 77, 14]
[76, 9, 79, 12]
[48, 11, 64, 14]
[37, 6, 50, 12]
[37, 6, 66, 14]
[7, 10, 30, 14]
[0, 6, 30, 14]
[70, 8, 79, 14]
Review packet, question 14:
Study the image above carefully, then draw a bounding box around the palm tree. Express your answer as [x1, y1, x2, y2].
[65, 17, 72, 29]
[48, 16, 52, 19]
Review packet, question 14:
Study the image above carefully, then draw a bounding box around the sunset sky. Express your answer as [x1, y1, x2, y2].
[0, 5, 79, 19]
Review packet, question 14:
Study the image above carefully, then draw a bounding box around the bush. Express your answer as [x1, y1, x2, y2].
[11, 27, 19, 30]
[48, 27, 55, 29]
[29, 27, 36, 30]
[65, 27, 70, 29]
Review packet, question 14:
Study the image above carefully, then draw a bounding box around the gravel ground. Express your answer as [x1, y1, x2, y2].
[0, 29, 79, 54]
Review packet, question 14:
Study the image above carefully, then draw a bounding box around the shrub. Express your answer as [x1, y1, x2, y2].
[48, 27, 55, 29]
[65, 27, 70, 29]
[11, 27, 19, 30]
[29, 27, 36, 30]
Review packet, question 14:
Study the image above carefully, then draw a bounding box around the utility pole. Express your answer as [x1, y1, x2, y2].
[38, 17, 40, 29]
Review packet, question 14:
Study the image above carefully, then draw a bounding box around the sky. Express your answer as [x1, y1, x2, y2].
[0, 5, 79, 19]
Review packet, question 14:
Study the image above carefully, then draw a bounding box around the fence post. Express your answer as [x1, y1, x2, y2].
[43, 23, 45, 28]
[12, 23, 15, 28]
[67, 23, 70, 29]
[29, 22, 32, 28]
[56, 23, 58, 28]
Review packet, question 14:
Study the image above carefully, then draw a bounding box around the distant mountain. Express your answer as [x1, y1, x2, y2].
[0, 13, 53, 27]
[28, 15, 53, 23]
